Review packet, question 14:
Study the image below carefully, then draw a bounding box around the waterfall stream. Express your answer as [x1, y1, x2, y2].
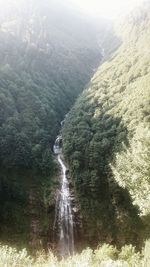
[53, 135, 74, 256]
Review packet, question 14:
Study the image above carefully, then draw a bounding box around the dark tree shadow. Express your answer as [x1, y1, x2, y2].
[70, 113, 145, 251]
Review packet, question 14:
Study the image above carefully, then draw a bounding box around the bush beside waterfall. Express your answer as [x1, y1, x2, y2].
[0, 241, 150, 267]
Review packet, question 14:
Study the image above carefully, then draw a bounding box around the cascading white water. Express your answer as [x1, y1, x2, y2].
[53, 135, 74, 256]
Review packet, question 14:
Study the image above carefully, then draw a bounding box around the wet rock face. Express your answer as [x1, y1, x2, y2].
[51, 129, 85, 255]
[52, 135, 74, 256]
[47, 204, 55, 214]
[66, 175, 85, 251]
[65, 169, 69, 176]
[47, 164, 85, 253]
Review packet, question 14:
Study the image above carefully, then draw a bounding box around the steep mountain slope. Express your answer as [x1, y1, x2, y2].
[0, 0, 103, 171]
[0, 0, 109, 248]
[63, 3, 150, 247]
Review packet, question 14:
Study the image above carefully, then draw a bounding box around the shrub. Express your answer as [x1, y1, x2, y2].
[0, 244, 33, 266]
[94, 244, 118, 263]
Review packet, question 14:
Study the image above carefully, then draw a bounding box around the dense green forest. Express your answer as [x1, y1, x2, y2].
[0, 0, 108, 248]
[63, 3, 150, 248]
[0, 0, 150, 264]
[0, 0, 103, 171]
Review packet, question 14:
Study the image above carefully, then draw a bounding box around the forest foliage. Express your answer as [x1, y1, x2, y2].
[63, 3, 150, 246]
[0, 240, 150, 267]
[0, 0, 103, 173]
[0, 0, 105, 247]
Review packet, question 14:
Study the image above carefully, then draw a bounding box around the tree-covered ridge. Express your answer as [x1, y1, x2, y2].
[111, 125, 150, 216]
[63, 3, 150, 247]
[0, 0, 103, 172]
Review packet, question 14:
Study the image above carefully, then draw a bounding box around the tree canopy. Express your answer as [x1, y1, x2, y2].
[63, 3, 150, 247]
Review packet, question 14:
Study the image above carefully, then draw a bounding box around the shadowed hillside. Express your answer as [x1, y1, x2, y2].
[0, 0, 112, 249]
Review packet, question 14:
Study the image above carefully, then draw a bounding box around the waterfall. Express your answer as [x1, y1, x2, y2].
[53, 135, 74, 256]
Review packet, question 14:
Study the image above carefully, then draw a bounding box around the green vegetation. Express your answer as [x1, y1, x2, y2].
[111, 124, 150, 216]
[0, 0, 102, 172]
[0, 0, 104, 248]
[0, 240, 150, 266]
[1, 0, 150, 257]
[63, 4, 150, 247]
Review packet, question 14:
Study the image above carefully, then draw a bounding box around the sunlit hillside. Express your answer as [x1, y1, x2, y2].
[63, 1, 150, 248]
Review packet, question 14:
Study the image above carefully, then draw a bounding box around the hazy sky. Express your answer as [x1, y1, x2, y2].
[68, 0, 145, 18]
[0, 0, 146, 19]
